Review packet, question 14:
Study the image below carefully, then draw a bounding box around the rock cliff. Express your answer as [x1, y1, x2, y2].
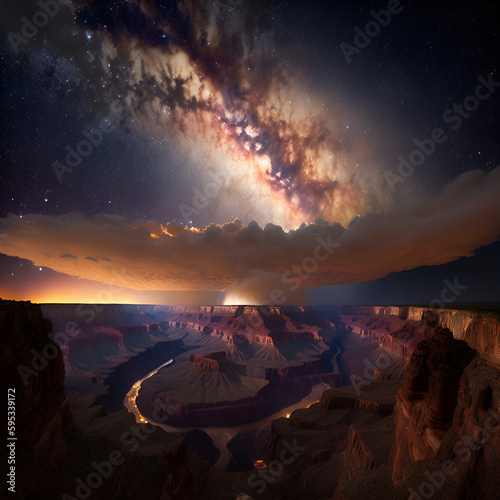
[318, 305, 500, 363]
[0, 299, 72, 498]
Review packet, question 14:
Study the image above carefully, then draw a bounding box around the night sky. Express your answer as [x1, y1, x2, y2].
[0, 0, 499, 305]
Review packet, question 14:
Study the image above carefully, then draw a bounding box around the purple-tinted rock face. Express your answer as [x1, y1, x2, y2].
[0, 299, 72, 498]
[393, 327, 477, 477]
[319, 304, 500, 363]
[7, 301, 498, 499]
[131, 306, 343, 427]
[189, 351, 228, 371]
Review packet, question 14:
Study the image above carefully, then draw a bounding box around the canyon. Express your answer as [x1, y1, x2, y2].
[1, 300, 499, 498]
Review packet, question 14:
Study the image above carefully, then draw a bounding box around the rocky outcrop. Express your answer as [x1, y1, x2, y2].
[145, 304, 333, 346]
[335, 426, 377, 490]
[252, 380, 401, 500]
[241, 318, 500, 499]
[94, 339, 186, 411]
[188, 351, 228, 372]
[0, 299, 72, 498]
[64, 413, 193, 500]
[434, 355, 500, 498]
[138, 359, 342, 427]
[41, 303, 163, 359]
[66, 325, 123, 355]
[393, 327, 477, 479]
[268, 330, 321, 341]
[318, 305, 500, 363]
[320, 392, 394, 417]
[157, 434, 192, 499]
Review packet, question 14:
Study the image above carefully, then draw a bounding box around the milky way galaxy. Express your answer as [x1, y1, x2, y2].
[58, 0, 387, 228]
[1, 0, 499, 304]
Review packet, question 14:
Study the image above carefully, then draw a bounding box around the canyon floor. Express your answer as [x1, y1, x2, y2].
[2, 301, 500, 499]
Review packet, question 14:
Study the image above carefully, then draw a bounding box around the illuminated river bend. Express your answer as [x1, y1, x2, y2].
[123, 358, 174, 424]
[123, 358, 329, 469]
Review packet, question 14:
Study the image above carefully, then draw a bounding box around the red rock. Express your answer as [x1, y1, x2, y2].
[0, 299, 72, 498]
[392, 326, 476, 480]
[188, 351, 228, 372]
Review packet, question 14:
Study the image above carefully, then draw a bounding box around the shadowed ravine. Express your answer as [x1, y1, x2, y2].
[4, 301, 500, 498]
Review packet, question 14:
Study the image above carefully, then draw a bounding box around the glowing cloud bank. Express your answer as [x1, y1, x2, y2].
[1, 167, 499, 292]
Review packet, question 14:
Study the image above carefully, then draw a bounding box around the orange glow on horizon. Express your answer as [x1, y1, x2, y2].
[0, 271, 222, 306]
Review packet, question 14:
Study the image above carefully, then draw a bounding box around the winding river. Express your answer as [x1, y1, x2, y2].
[123, 358, 174, 424]
[123, 357, 328, 469]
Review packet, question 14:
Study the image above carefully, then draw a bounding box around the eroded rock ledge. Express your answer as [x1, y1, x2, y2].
[0, 299, 72, 498]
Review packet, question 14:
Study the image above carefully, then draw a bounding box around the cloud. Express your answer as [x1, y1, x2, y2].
[223, 270, 308, 305]
[1, 167, 500, 291]
[61, 254, 78, 259]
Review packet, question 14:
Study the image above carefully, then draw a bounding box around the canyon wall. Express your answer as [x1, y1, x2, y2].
[189, 351, 228, 372]
[130, 306, 342, 427]
[248, 307, 500, 498]
[137, 358, 342, 427]
[144, 305, 332, 345]
[0, 301, 198, 499]
[41, 303, 162, 360]
[318, 305, 500, 364]
[94, 339, 186, 411]
[391, 326, 500, 499]
[0, 299, 72, 498]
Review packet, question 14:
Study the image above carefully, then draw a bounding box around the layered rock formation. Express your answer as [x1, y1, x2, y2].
[41, 303, 163, 361]
[319, 305, 500, 363]
[393, 327, 477, 477]
[9, 301, 498, 498]
[235, 313, 500, 499]
[94, 339, 186, 411]
[246, 380, 403, 499]
[65, 325, 124, 357]
[132, 307, 342, 427]
[189, 351, 228, 372]
[137, 355, 342, 427]
[0, 300, 198, 499]
[392, 327, 500, 499]
[320, 390, 394, 417]
[145, 305, 332, 346]
[435, 355, 500, 498]
[0, 299, 72, 498]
